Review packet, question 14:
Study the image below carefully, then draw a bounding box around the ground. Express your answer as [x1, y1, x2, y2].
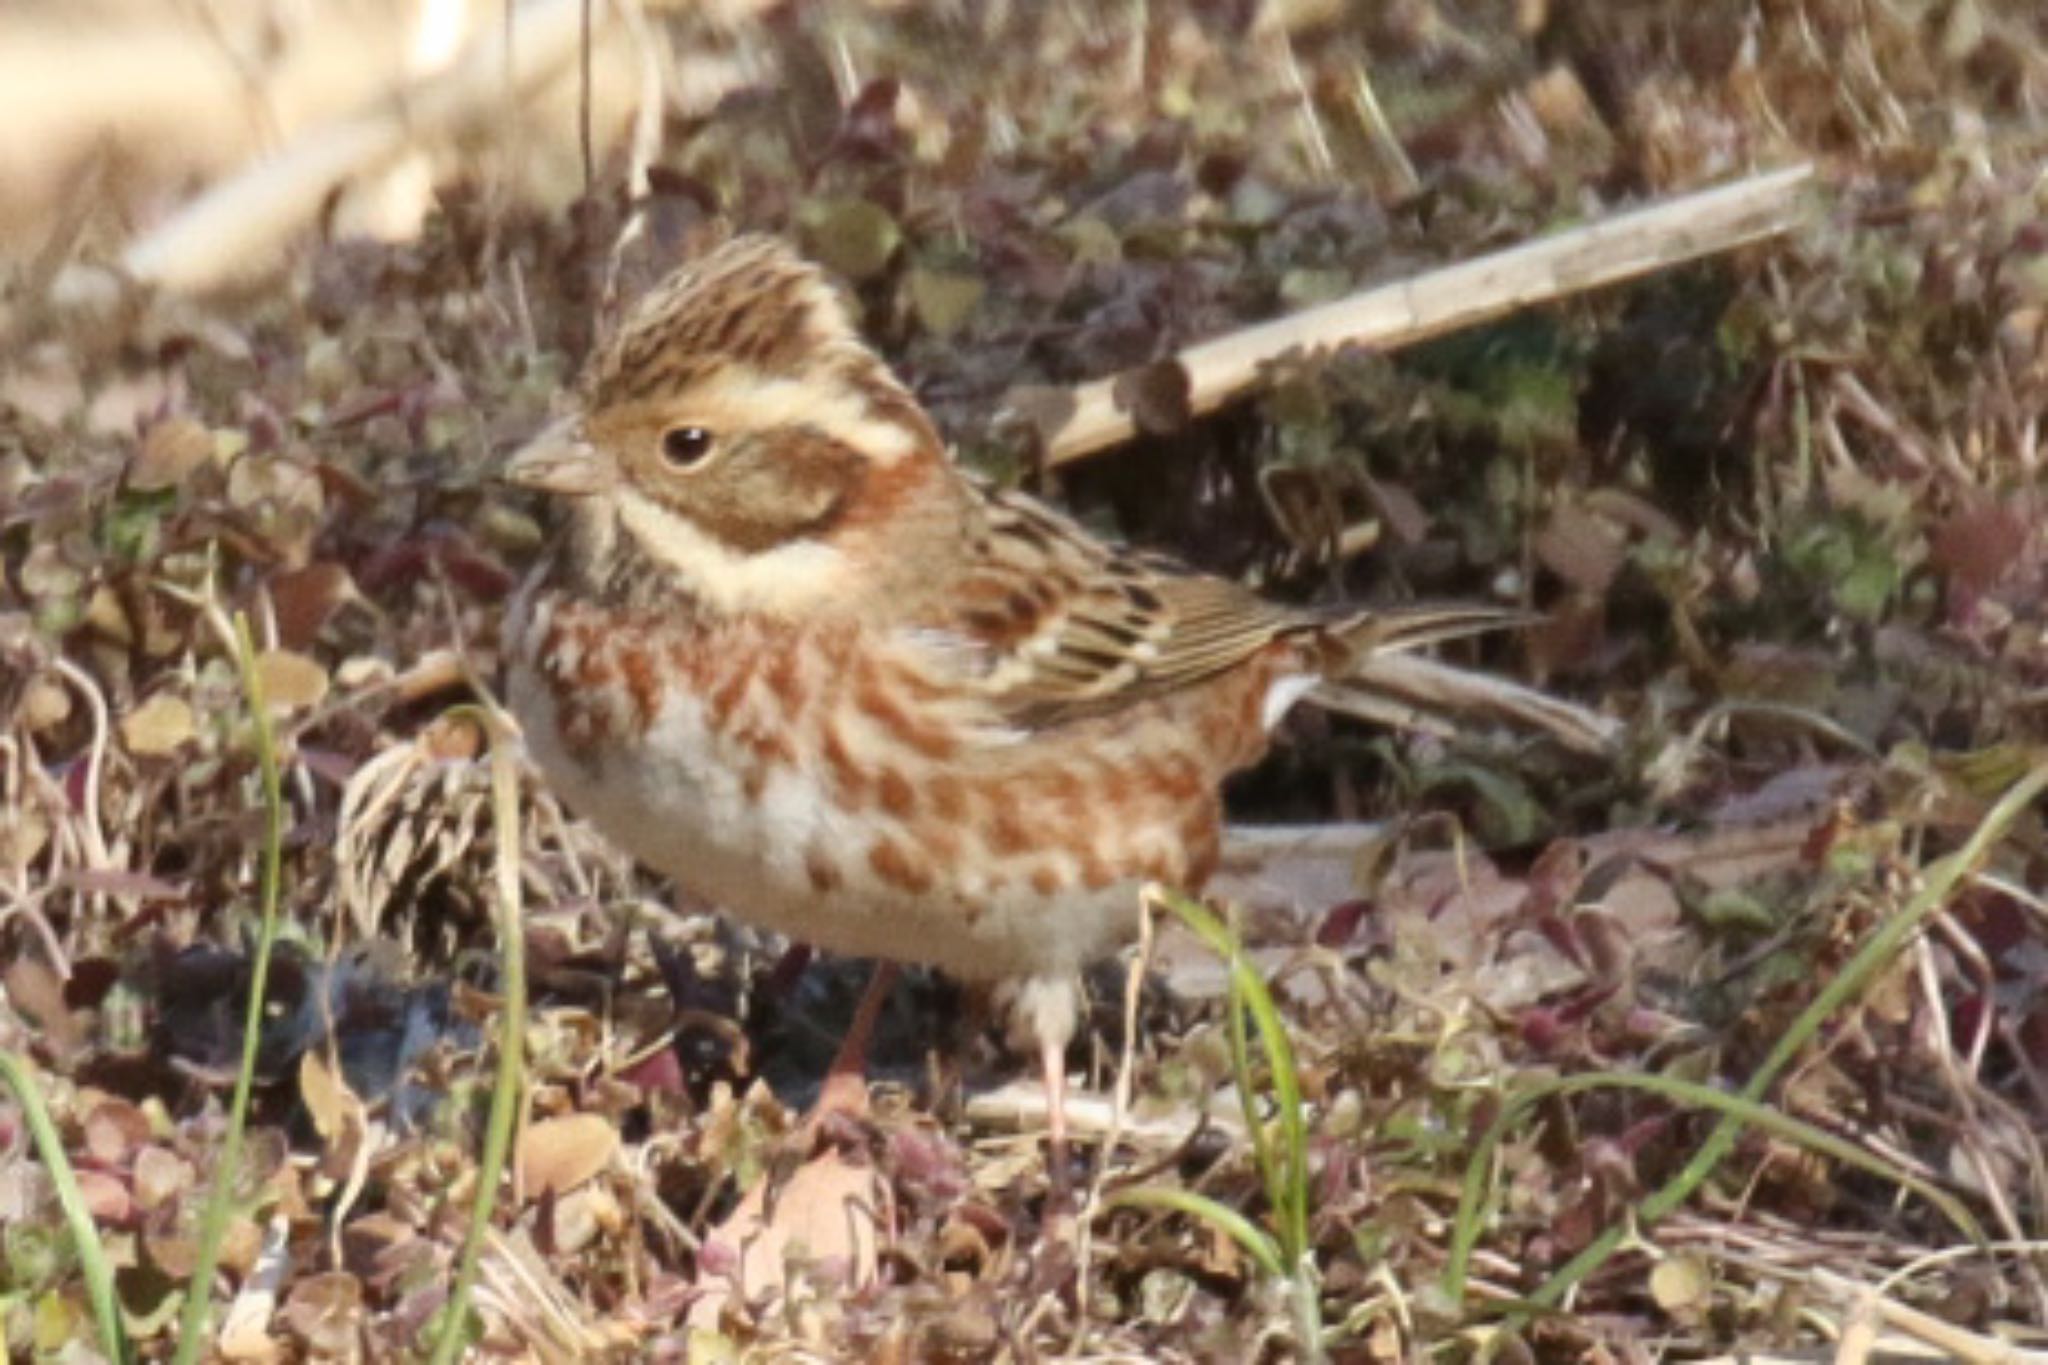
[2, 1, 2048, 1360]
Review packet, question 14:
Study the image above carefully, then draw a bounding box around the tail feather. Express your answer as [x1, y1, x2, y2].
[1334, 603, 1537, 655]
[1319, 606, 1620, 756]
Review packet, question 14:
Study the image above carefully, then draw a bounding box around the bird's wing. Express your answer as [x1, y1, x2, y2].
[896, 488, 1320, 729]
[903, 487, 1524, 733]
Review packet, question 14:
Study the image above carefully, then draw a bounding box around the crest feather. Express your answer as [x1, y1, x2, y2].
[586, 235, 865, 409]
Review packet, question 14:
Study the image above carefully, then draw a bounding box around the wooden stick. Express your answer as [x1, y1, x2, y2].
[1014, 164, 1816, 466]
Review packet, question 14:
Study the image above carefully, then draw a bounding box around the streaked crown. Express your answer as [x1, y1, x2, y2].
[583, 235, 940, 467]
[593, 238, 848, 403]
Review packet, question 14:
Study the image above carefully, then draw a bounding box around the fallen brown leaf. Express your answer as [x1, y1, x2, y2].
[121, 692, 197, 756]
[515, 1112, 620, 1201]
[685, 1148, 885, 1331]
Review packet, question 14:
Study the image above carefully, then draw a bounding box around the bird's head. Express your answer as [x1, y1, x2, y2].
[505, 235, 950, 615]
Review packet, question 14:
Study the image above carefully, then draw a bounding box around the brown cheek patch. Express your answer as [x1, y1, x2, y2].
[681, 429, 863, 555]
[833, 434, 940, 534]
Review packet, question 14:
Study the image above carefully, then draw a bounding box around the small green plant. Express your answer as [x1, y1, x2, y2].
[1111, 887, 1323, 1362]
[425, 705, 529, 1365]
[172, 612, 289, 1365]
[1443, 758, 2043, 1325]
[0, 1051, 132, 1363]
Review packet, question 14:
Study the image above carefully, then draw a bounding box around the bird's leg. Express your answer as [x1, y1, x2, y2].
[1001, 975, 1081, 1202]
[1041, 1027, 1072, 1202]
[808, 959, 899, 1128]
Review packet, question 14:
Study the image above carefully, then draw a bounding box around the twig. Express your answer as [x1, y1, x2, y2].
[47, 658, 111, 872]
[1012, 165, 1815, 466]
[618, 0, 665, 201]
[578, 0, 594, 196]
[1811, 1268, 2037, 1365]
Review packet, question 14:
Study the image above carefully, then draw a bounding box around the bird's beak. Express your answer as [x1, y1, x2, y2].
[502, 417, 613, 496]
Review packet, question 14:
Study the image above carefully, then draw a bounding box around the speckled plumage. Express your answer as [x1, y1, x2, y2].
[503, 234, 1532, 1133]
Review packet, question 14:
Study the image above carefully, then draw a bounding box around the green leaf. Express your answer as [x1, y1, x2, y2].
[1107, 1187, 1285, 1280]
[797, 198, 902, 281]
[906, 267, 985, 337]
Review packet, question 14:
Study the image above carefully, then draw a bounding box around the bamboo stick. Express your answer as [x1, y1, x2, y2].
[1014, 164, 1816, 466]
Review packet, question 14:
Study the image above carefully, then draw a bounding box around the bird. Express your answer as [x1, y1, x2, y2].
[501, 234, 1609, 1164]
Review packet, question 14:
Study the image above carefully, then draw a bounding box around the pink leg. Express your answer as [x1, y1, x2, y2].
[809, 961, 899, 1125]
[1042, 1028, 1072, 1197]
[1001, 976, 1081, 1197]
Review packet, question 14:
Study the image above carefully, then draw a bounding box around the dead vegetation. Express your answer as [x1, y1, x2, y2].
[3, 0, 2048, 1360]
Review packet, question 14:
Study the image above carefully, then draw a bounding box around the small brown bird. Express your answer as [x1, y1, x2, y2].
[503, 235, 1606, 1152]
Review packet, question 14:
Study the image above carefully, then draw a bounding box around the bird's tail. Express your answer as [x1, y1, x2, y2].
[1332, 602, 1535, 655]
[1318, 604, 1621, 756]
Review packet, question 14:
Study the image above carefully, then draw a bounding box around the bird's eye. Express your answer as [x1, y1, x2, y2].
[660, 426, 715, 467]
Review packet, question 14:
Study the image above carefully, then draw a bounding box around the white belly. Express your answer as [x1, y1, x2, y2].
[507, 658, 1139, 983]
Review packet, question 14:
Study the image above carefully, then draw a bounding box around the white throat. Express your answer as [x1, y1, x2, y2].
[613, 490, 848, 616]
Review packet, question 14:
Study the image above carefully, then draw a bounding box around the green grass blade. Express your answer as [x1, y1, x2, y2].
[426, 707, 528, 1364]
[1225, 984, 1282, 1217]
[1232, 952, 1309, 1265]
[0, 1050, 132, 1364]
[1148, 887, 1324, 1360]
[1152, 890, 1298, 1244]
[1444, 1069, 1988, 1302]
[1225, 950, 1308, 1265]
[1444, 759, 2046, 1314]
[1107, 1185, 1287, 1281]
[172, 613, 287, 1365]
